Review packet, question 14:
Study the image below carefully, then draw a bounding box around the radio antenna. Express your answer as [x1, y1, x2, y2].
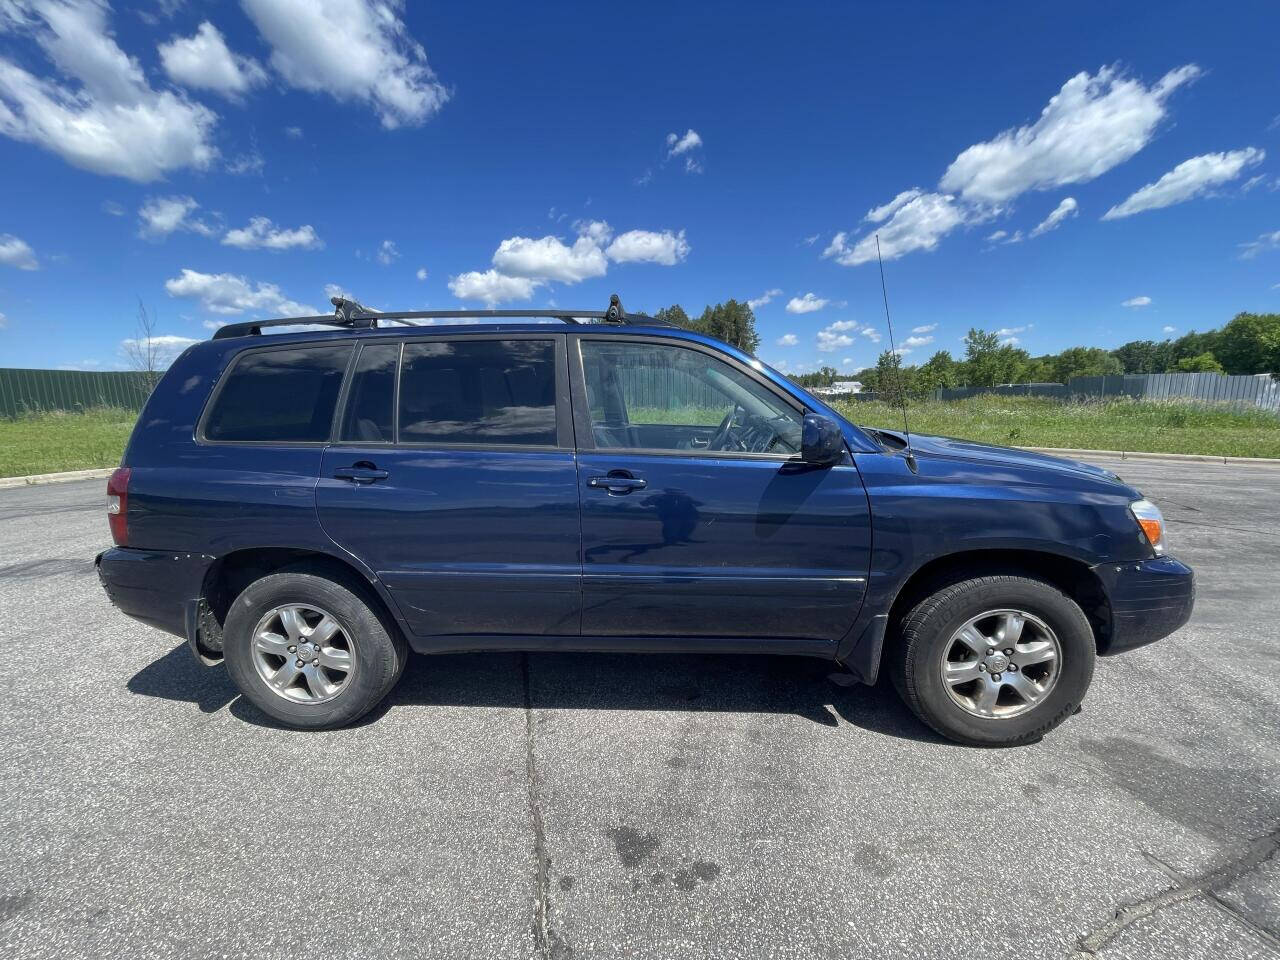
[875, 234, 917, 471]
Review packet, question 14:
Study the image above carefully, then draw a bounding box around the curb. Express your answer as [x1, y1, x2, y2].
[1019, 446, 1280, 466]
[0, 467, 114, 490]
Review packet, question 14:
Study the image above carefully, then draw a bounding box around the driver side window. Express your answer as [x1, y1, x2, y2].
[579, 340, 802, 455]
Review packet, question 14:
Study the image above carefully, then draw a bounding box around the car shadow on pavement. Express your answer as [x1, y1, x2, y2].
[129, 644, 947, 745]
[127, 643, 239, 714]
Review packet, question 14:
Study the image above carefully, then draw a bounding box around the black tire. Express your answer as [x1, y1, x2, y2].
[223, 569, 407, 729]
[888, 574, 1095, 747]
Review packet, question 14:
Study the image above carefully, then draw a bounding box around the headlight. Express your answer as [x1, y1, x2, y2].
[1130, 499, 1166, 555]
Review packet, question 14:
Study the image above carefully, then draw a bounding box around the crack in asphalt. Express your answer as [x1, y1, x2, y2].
[1075, 827, 1280, 955]
[522, 653, 569, 959]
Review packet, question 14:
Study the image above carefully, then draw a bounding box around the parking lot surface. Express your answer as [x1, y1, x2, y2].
[1, 457, 1277, 960]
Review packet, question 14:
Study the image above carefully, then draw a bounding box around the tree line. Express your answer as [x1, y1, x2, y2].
[807, 312, 1280, 402]
[646, 302, 1278, 400]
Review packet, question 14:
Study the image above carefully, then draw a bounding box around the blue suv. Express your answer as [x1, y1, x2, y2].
[96, 296, 1194, 745]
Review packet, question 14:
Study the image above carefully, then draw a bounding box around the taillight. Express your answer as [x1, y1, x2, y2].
[107, 467, 131, 546]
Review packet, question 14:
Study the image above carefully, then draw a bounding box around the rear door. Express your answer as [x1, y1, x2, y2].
[571, 335, 871, 645]
[315, 334, 582, 640]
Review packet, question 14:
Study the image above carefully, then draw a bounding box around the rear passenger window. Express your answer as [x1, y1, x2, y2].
[204, 344, 352, 443]
[399, 339, 557, 446]
[340, 342, 399, 442]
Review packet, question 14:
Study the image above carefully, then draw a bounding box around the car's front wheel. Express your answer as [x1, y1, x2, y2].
[223, 568, 407, 729]
[888, 574, 1095, 746]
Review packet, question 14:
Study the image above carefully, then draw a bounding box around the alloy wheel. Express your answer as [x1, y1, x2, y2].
[939, 609, 1061, 719]
[250, 603, 355, 704]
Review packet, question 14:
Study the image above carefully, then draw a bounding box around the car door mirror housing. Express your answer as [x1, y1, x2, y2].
[801, 413, 844, 467]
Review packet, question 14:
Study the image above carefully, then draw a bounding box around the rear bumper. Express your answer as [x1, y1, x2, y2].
[1092, 556, 1195, 655]
[96, 547, 215, 643]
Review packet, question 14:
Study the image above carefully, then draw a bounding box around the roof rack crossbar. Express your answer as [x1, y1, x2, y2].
[211, 293, 669, 340]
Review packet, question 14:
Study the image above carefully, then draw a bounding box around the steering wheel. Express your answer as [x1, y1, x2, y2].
[707, 405, 743, 451]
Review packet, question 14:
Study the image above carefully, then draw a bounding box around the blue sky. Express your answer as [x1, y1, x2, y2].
[0, 0, 1277, 374]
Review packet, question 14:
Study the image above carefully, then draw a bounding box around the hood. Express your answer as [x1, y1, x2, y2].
[869, 429, 1124, 486]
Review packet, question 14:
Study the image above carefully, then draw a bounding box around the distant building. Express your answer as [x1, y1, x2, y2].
[811, 380, 863, 396]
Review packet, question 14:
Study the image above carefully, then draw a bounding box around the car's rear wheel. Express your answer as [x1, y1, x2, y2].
[224, 569, 407, 729]
[888, 574, 1095, 746]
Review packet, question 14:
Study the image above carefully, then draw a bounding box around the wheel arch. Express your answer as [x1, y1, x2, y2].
[196, 547, 408, 659]
[885, 549, 1112, 653]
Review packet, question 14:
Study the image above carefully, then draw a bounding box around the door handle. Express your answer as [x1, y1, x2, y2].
[334, 462, 389, 484]
[588, 473, 647, 494]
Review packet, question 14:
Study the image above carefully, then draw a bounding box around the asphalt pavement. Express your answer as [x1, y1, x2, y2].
[0, 457, 1277, 960]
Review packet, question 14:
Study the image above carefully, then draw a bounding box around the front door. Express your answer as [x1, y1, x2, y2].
[571, 336, 871, 645]
[316, 335, 582, 639]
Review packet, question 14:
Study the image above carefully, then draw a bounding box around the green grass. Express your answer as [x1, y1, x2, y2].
[1, 396, 1277, 478]
[0, 407, 136, 477]
[831, 394, 1280, 458]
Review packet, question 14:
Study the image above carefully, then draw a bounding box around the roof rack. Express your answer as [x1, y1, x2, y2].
[210, 292, 667, 340]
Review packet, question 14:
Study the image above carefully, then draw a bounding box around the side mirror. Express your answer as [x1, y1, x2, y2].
[801, 413, 844, 467]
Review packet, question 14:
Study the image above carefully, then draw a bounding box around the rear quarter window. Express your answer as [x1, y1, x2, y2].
[203, 343, 353, 443]
[398, 339, 557, 446]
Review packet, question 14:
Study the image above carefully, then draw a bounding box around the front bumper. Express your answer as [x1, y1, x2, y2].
[1092, 555, 1195, 655]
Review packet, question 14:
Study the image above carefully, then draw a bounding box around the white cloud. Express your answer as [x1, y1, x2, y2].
[940, 64, 1200, 205]
[776, 333, 798, 347]
[605, 228, 689, 266]
[999, 337, 1020, 346]
[747, 288, 783, 310]
[865, 189, 923, 223]
[1162, 325, 1176, 333]
[1121, 296, 1152, 308]
[817, 331, 854, 353]
[164, 268, 318, 315]
[101, 199, 124, 216]
[911, 323, 937, 333]
[493, 222, 610, 283]
[0, 233, 38, 270]
[119, 333, 200, 368]
[684, 156, 703, 174]
[284, 125, 302, 138]
[222, 217, 322, 250]
[226, 149, 263, 175]
[816, 319, 871, 352]
[121, 333, 199, 350]
[786, 292, 829, 314]
[138, 195, 217, 238]
[995, 326, 1026, 336]
[376, 239, 400, 265]
[824, 192, 966, 265]
[993, 229, 1025, 245]
[158, 21, 267, 98]
[902, 335, 934, 349]
[802, 234, 819, 246]
[202, 318, 228, 330]
[448, 269, 541, 306]
[322, 283, 350, 301]
[240, 0, 449, 129]
[1030, 196, 1078, 237]
[0, 0, 217, 181]
[1102, 148, 1266, 220]
[416, 266, 428, 280]
[827, 65, 1200, 267]
[1239, 229, 1280, 260]
[0, 311, 6, 328]
[666, 128, 702, 157]
[453, 221, 689, 306]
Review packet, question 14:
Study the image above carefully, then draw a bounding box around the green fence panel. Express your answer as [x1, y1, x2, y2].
[0, 368, 155, 418]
